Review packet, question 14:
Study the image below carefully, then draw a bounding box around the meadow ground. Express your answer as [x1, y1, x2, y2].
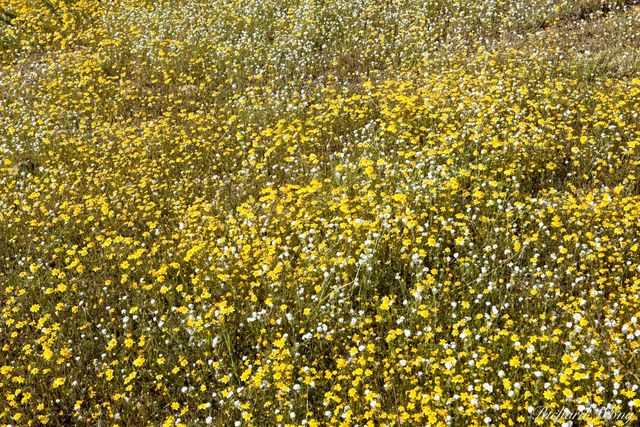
[1, 0, 640, 426]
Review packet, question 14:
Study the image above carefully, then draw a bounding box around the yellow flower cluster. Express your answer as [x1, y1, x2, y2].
[1, 0, 640, 426]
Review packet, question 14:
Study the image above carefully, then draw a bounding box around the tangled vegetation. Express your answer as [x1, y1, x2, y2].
[1, 0, 640, 426]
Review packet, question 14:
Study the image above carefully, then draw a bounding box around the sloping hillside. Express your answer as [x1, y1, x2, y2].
[1, 1, 640, 425]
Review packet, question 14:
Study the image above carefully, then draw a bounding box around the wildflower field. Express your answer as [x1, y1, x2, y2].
[2, 0, 640, 425]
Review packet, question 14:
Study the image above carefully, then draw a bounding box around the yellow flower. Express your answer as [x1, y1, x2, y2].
[52, 377, 65, 388]
[43, 348, 53, 360]
[509, 356, 520, 368]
